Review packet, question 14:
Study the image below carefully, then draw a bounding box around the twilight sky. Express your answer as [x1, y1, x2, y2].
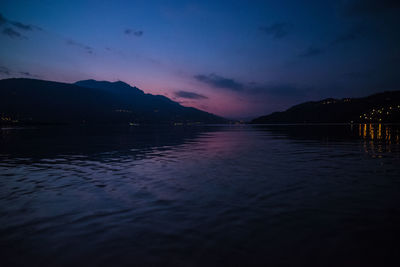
[0, 0, 399, 118]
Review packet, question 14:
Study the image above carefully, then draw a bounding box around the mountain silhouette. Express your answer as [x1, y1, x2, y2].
[251, 91, 400, 124]
[0, 78, 227, 125]
[75, 80, 145, 95]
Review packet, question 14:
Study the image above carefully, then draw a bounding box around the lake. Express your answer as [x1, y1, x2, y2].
[1, 124, 400, 266]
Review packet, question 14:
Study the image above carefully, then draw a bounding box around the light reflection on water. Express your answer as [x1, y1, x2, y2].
[359, 123, 400, 142]
[355, 123, 400, 157]
[0, 124, 400, 266]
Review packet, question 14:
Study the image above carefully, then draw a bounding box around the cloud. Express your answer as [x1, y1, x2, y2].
[10, 21, 33, 31]
[1, 13, 93, 56]
[66, 40, 94, 54]
[0, 14, 6, 26]
[2, 27, 25, 39]
[259, 23, 291, 39]
[0, 13, 38, 31]
[0, 66, 10, 75]
[341, 0, 400, 16]
[19, 71, 40, 78]
[331, 26, 366, 45]
[298, 46, 323, 57]
[194, 74, 244, 91]
[124, 29, 143, 37]
[0, 66, 40, 78]
[193, 72, 311, 100]
[174, 91, 208, 100]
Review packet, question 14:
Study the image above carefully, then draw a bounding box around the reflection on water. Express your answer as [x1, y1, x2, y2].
[1, 124, 400, 267]
[359, 123, 400, 142]
[356, 123, 400, 157]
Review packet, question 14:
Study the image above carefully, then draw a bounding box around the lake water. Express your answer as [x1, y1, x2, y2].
[1, 124, 400, 266]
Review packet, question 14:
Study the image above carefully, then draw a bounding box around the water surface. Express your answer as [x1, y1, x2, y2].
[1, 124, 400, 266]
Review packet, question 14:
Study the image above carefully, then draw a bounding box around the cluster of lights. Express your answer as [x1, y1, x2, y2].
[322, 98, 351, 105]
[0, 114, 19, 123]
[322, 100, 336, 105]
[359, 105, 400, 122]
[115, 109, 132, 113]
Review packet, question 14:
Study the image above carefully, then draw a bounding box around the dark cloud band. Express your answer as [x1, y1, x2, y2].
[175, 91, 208, 100]
[124, 29, 143, 37]
[259, 23, 291, 39]
[66, 40, 94, 54]
[299, 46, 323, 57]
[2, 27, 25, 39]
[195, 74, 244, 91]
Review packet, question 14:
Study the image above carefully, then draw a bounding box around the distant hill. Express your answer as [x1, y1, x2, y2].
[75, 79, 145, 95]
[0, 78, 227, 125]
[251, 91, 400, 124]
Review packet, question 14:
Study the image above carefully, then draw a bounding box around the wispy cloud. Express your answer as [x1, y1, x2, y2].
[0, 14, 6, 26]
[10, 21, 33, 31]
[259, 23, 292, 39]
[194, 74, 244, 91]
[2, 27, 25, 39]
[0, 65, 40, 78]
[0, 13, 40, 31]
[175, 91, 208, 100]
[0, 66, 10, 75]
[1, 13, 96, 55]
[331, 26, 366, 45]
[0, 13, 98, 60]
[298, 46, 323, 57]
[0, 13, 43, 40]
[66, 40, 94, 54]
[194, 73, 311, 100]
[18, 71, 40, 78]
[124, 29, 143, 37]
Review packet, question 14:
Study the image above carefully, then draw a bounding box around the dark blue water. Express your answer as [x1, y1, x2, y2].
[1, 124, 400, 266]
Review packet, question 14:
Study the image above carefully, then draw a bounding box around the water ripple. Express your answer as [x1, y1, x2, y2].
[1, 125, 400, 266]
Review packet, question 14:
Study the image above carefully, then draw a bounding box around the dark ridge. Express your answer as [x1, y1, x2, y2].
[0, 78, 227, 125]
[75, 79, 144, 94]
[251, 91, 400, 124]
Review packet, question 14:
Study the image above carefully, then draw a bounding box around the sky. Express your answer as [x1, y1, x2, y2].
[0, 0, 399, 119]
